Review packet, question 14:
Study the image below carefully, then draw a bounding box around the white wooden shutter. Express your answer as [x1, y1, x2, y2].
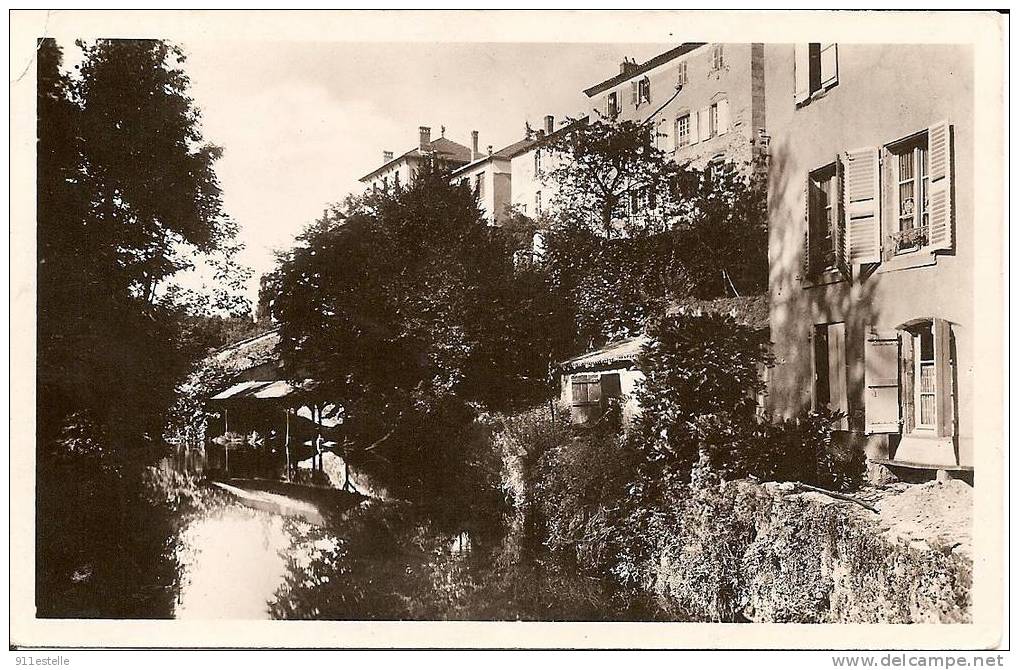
[820, 43, 838, 87]
[801, 178, 813, 279]
[834, 156, 851, 278]
[631, 81, 639, 105]
[843, 147, 882, 265]
[933, 318, 955, 438]
[690, 110, 701, 144]
[865, 333, 901, 434]
[794, 43, 810, 103]
[927, 121, 953, 252]
[827, 323, 849, 430]
[716, 99, 730, 135]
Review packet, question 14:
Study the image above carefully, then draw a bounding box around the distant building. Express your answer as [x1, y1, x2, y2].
[764, 43, 973, 482]
[506, 115, 589, 221]
[359, 125, 472, 193]
[582, 43, 767, 171]
[449, 130, 531, 226]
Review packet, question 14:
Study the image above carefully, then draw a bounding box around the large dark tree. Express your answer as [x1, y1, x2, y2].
[37, 38, 247, 447]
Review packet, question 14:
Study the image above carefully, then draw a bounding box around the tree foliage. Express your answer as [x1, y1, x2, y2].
[36, 38, 249, 446]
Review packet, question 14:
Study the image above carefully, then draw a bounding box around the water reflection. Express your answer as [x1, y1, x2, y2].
[173, 504, 300, 619]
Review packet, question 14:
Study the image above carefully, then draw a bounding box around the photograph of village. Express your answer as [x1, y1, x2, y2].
[20, 11, 1004, 642]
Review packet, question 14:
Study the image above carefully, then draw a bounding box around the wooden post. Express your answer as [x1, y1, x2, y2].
[284, 408, 292, 482]
[223, 407, 230, 475]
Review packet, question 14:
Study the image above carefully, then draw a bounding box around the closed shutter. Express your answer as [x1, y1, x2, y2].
[927, 121, 953, 252]
[827, 323, 849, 430]
[794, 44, 810, 103]
[865, 334, 901, 433]
[820, 43, 838, 87]
[843, 147, 882, 265]
[934, 318, 955, 438]
[717, 99, 730, 135]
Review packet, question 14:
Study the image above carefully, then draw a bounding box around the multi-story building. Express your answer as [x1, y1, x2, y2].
[765, 43, 973, 482]
[450, 130, 530, 226]
[507, 115, 587, 220]
[582, 43, 766, 171]
[359, 125, 472, 193]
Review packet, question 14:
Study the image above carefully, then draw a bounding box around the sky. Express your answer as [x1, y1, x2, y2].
[173, 40, 674, 308]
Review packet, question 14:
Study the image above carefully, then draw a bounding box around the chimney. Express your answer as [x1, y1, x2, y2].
[620, 58, 638, 76]
[383, 150, 394, 163]
[487, 145, 493, 158]
[471, 130, 480, 160]
[536, 129, 546, 140]
[544, 115, 554, 135]
[419, 126, 431, 150]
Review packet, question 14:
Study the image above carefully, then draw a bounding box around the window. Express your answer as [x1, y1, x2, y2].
[383, 176, 389, 192]
[571, 375, 601, 406]
[638, 76, 651, 105]
[890, 134, 930, 253]
[534, 149, 540, 175]
[795, 43, 838, 104]
[676, 114, 691, 149]
[394, 171, 401, 191]
[813, 322, 849, 430]
[607, 91, 620, 118]
[535, 191, 542, 215]
[677, 60, 688, 86]
[865, 320, 955, 447]
[711, 44, 724, 70]
[709, 103, 719, 137]
[806, 163, 839, 275]
[474, 172, 485, 200]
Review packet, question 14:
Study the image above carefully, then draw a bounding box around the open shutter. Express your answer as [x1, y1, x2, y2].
[804, 177, 824, 277]
[927, 121, 953, 252]
[843, 147, 882, 265]
[934, 318, 955, 438]
[631, 81, 639, 105]
[794, 44, 810, 103]
[899, 332, 916, 434]
[801, 179, 813, 279]
[828, 323, 849, 430]
[716, 99, 730, 135]
[865, 333, 901, 433]
[820, 43, 838, 87]
[689, 111, 700, 144]
[834, 156, 851, 278]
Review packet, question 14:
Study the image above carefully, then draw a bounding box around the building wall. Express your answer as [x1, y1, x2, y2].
[595, 43, 765, 170]
[765, 44, 974, 468]
[362, 158, 417, 194]
[560, 367, 645, 426]
[511, 144, 561, 218]
[453, 156, 513, 225]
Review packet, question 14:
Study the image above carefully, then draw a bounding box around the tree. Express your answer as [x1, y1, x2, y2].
[266, 164, 548, 520]
[36, 38, 248, 447]
[536, 117, 769, 352]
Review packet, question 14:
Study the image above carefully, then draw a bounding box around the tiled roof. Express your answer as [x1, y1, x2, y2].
[359, 136, 473, 182]
[583, 43, 708, 98]
[561, 336, 649, 372]
[502, 116, 591, 159]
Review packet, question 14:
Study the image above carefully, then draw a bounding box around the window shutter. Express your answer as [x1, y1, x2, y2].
[631, 81, 639, 105]
[843, 147, 882, 265]
[827, 323, 849, 430]
[690, 110, 701, 144]
[644, 77, 652, 103]
[899, 331, 915, 434]
[820, 43, 838, 87]
[698, 107, 710, 140]
[927, 121, 953, 252]
[834, 156, 851, 278]
[716, 99, 730, 134]
[801, 178, 812, 279]
[794, 43, 810, 103]
[934, 318, 955, 438]
[865, 333, 901, 433]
